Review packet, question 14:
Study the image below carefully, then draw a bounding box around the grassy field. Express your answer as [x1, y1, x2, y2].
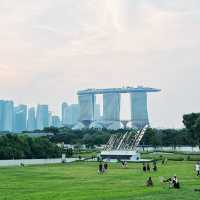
[0, 161, 200, 200]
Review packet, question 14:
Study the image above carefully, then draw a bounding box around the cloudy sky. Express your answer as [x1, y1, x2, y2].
[0, 0, 200, 128]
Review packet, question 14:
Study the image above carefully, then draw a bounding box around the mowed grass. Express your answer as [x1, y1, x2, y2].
[0, 161, 199, 200]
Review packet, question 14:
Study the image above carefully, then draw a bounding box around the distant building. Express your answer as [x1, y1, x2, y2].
[94, 104, 101, 120]
[36, 104, 49, 130]
[65, 104, 80, 127]
[3, 101, 14, 132]
[48, 111, 52, 127]
[14, 104, 27, 132]
[77, 87, 161, 129]
[52, 115, 61, 128]
[78, 94, 95, 121]
[130, 92, 149, 129]
[0, 100, 5, 131]
[61, 102, 68, 126]
[103, 93, 120, 121]
[27, 107, 36, 131]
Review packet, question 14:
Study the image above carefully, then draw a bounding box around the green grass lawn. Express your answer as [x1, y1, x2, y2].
[0, 161, 199, 200]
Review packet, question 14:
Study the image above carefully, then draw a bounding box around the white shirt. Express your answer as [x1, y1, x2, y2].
[196, 164, 200, 171]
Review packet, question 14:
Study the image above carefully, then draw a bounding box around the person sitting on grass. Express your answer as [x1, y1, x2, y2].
[162, 177, 172, 188]
[146, 177, 153, 187]
[172, 175, 180, 189]
[162, 175, 180, 189]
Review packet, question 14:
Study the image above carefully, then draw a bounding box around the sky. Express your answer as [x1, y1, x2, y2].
[0, 0, 200, 128]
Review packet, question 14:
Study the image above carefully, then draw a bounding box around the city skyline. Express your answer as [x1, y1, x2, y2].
[0, 100, 77, 132]
[1, 1, 200, 128]
[0, 85, 159, 132]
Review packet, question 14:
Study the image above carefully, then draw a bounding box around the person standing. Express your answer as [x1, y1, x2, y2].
[153, 160, 157, 172]
[104, 162, 108, 172]
[143, 163, 147, 172]
[98, 162, 103, 174]
[147, 163, 150, 172]
[195, 162, 200, 176]
[124, 161, 128, 168]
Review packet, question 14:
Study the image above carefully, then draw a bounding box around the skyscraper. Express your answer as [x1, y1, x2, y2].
[52, 115, 61, 128]
[103, 93, 121, 121]
[0, 100, 5, 131]
[78, 94, 95, 121]
[94, 104, 101, 120]
[14, 104, 27, 132]
[61, 102, 68, 126]
[48, 111, 52, 127]
[3, 101, 14, 132]
[27, 107, 36, 131]
[130, 92, 149, 129]
[36, 104, 49, 130]
[65, 104, 80, 126]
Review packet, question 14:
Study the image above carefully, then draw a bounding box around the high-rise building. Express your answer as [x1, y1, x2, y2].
[78, 94, 95, 121]
[65, 104, 80, 126]
[61, 102, 68, 126]
[27, 107, 36, 131]
[94, 104, 101, 120]
[0, 100, 5, 131]
[52, 115, 61, 128]
[48, 111, 52, 127]
[130, 92, 149, 129]
[3, 101, 14, 132]
[103, 93, 121, 121]
[14, 104, 27, 132]
[78, 87, 160, 130]
[36, 104, 49, 130]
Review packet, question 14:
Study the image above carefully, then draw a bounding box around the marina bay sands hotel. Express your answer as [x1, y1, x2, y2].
[77, 86, 161, 129]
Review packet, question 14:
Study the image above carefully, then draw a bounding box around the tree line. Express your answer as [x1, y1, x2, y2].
[0, 134, 62, 160]
[0, 112, 200, 160]
[48, 112, 200, 148]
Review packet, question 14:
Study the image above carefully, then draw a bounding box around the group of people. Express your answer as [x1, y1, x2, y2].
[121, 161, 128, 168]
[142, 161, 157, 172]
[98, 162, 108, 174]
[146, 175, 180, 189]
[96, 159, 200, 190]
[162, 175, 180, 189]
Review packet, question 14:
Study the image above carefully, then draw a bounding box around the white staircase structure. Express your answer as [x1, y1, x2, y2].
[101, 125, 149, 161]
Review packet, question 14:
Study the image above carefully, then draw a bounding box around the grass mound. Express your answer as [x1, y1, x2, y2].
[0, 161, 199, 200]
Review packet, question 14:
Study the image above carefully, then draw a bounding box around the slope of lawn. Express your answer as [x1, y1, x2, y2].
[0, 161, 199, 200]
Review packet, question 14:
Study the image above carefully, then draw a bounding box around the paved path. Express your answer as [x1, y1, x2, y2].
[0, 158, 79, 167]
